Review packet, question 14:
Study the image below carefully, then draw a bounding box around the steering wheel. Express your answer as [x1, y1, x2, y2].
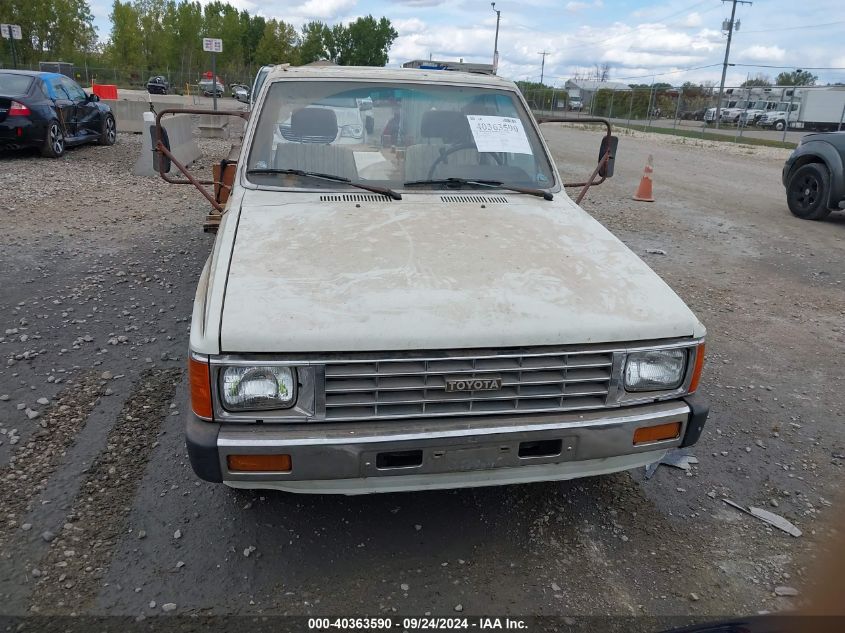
[426, 142, 503, 181]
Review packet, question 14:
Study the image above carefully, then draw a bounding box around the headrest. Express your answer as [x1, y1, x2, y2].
[291, 107, 338, 138]
[420, 110, 472, 143]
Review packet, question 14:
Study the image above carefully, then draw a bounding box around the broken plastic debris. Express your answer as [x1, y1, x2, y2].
[644, 449, 699, 479]
[723, 499, 802, 537]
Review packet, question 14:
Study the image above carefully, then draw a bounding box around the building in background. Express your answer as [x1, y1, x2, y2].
[564, 79, 631, 110]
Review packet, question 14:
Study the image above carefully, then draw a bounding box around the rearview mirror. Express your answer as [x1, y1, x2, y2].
[87, 93, 100, 102]
[598, 135, 618, 178]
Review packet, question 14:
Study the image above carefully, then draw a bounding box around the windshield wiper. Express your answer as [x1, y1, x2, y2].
[248, 168, 401, 200]
[403, 178, 552, 201]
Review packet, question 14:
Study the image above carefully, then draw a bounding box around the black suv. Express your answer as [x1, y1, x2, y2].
[146, 75, 169, 95]
[783, 131, 845, 220]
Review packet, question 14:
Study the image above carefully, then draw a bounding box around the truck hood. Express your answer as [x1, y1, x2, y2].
[219, 192, 702, 352]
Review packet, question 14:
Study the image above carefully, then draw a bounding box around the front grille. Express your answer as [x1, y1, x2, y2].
[278, 124, 336, 144]
[323, 349, 614, 420]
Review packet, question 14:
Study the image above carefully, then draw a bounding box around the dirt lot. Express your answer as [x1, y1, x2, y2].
[0, 127, 843, 628]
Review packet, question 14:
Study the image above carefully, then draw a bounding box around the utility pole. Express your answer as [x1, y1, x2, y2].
[539, 50, 548, 85]
[491, 3, 501, 70]
[715, 0, 752, 129]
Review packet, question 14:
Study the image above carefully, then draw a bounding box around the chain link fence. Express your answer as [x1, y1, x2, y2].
[5, 61, 260, 95]
[522, 84, 845, 139]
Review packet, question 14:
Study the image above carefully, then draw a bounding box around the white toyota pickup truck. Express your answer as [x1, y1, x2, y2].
[183, 65, 708, 494]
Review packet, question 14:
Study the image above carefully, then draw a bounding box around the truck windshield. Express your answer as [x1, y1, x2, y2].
[246, 80, 556, 192]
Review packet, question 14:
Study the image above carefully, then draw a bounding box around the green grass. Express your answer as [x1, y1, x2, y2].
[613, 123, 797, 149]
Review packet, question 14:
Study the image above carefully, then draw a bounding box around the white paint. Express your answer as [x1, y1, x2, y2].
[202, 37, 223, 53]
[466, 115, 532, 155]
[216, 191, 704, 353]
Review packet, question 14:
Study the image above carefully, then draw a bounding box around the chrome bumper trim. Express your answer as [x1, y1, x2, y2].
[217, 401, 690, 482]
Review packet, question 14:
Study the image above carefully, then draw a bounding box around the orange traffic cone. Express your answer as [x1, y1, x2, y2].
[633, 154, 655, 202]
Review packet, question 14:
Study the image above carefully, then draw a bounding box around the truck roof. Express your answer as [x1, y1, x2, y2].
[262, 64, 518, 91]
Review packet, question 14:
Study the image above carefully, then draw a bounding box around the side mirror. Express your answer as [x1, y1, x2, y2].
[88, 93, 100, 102]
[598, 135, 618, 178]
[150, 124, 172, 173]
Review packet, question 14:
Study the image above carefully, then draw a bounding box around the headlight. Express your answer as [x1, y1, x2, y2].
[624, 349, 687, 392]
[221, 366, 296, 411]
[341, 124, 363, 138]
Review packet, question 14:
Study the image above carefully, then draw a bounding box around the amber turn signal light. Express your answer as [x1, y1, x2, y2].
[188, 355, 213, 420]
[688, 342, 705, 393]
[633, 421, 681, 445]
[227, 454, 292, 473]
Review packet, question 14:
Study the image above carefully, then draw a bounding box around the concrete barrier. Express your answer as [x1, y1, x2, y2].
[105, 97, 248, 136]
[103, 99, 177, 133]
[133, 112, 201, 178]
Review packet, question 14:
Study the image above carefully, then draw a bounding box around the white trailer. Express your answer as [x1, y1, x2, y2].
[793, 88, 845, 131]
[759, 87, 845, 132]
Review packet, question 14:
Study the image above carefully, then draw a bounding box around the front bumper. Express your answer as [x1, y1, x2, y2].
[186, 396, 709, 494]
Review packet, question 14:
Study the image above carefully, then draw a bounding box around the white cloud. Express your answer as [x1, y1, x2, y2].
[394, 0, 447, 6]
[565, 0, 602, 11]
[394, 18, 427, 35]
[680, 12, 702, 28]
[739, 45, 787, 62]
[293, 0, 357, 19]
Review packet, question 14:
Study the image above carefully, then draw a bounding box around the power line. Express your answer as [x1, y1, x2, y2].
[731, 63, 845, 70]
[739, 20, 845, 33]
[612, 63, 722, 81]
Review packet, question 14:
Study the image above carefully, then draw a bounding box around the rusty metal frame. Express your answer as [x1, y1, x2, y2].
[536, 116, 614, 204]
[154, 108, 250, 213]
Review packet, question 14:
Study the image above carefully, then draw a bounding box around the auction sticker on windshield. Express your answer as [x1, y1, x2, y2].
[466, 115, 532, 155]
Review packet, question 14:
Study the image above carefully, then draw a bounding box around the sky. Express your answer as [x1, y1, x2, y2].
[87, 0, 845, 86]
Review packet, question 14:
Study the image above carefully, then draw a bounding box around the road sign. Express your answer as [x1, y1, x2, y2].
[1, 24, 22, 40]
[202, 38, 222, 53]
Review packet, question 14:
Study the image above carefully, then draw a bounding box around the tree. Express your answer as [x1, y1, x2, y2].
[741, 73, 772, 87]
[299, 21, 329, 65]
[515, 81, 564, 111]
[775, 70, 817, 86]
[240, 10, 265, 67]
[107, 1, 145, 69]
[254, 19, 299, 66]
[592, 62, 611, 82]
[340, 16, 397, 66]
[323, 23, 350, 65]
[0, 0, 98, 65]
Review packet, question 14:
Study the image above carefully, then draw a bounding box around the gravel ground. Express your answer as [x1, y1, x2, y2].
[1, 129, 844, 627]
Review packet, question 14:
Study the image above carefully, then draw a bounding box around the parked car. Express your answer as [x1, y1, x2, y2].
[680, 109, 705, 121]
[231, 83, 249, 103]
[199, 75, 224, 98]
[782, 131, 845, 220]
[0, 69, 116, 157]
[146, 75, 169, 95]
[568, 97, 583, 111]
[181, 65, 709, 495]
